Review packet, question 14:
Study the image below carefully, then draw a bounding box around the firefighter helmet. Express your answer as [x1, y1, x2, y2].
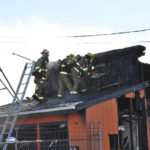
[41, 49, 49, 55]
[76, 55, 81, 61]
[69, 53, 75, 57]
[87, 52, 93, 58]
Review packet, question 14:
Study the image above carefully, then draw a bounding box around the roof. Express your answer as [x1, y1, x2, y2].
[0, 81, 149, 118]
[0, 45, 149, 118]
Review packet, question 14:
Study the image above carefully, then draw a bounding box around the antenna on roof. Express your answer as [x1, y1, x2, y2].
[12, 53, 35, 62]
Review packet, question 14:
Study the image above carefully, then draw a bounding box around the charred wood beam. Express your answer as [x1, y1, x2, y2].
[94, 45, 145, 64]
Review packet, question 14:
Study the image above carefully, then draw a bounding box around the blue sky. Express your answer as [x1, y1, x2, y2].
[0, 0, 150, 105]
[0, 0, 150, 30]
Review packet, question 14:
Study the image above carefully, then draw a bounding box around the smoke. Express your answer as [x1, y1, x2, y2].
[45, 61, 59, 97]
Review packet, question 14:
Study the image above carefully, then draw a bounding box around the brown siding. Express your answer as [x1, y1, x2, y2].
[86, 98, 119, 150]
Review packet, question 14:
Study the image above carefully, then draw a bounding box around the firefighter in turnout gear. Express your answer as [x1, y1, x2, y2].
[70, 55, 83, 94]
[85, 52, 97, 89]
[57, 55, 73, 98]
[32, 49, 49, 102]
[78, 56, 90, 92]
[86, 52, 94, 63]
[85, 52, 96, 76]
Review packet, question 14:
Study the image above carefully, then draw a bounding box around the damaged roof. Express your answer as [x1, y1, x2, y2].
[0, 81, 149, 118]
[0, 45, 149, 118]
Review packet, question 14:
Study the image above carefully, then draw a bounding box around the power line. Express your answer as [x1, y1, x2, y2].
[67, 28, 150, 38]
[138, 40, 150, 43]
[76, 40, 150, 44]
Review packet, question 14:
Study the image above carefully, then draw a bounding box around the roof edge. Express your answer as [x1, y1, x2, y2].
[0, 105, 76, 118]
[76, 81, 150, 110]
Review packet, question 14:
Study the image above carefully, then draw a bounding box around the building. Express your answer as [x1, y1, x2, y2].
[0, 45, 150, 150]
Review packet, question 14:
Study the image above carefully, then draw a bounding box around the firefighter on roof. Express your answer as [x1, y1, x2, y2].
[57, 54, 74, 98]
[70, 54, 83, 94]
[78, 55, 91, 92]
[32, 49, 49, 102]
[85, 52, 96, 76]
[85, 52, 98, 88]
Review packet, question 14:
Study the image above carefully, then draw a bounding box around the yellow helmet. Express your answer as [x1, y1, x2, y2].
[69, 53, 75, 57]
[87, 52, 93, 57]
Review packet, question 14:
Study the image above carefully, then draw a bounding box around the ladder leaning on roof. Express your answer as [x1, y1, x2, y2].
[0, 61, 36, 150]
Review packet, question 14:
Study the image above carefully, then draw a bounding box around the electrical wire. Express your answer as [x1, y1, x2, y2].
[76, 40, 150, 45]
[67, 28, 150, 38]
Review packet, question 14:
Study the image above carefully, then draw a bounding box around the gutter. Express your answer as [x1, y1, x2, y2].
[0, 105, 76, 118]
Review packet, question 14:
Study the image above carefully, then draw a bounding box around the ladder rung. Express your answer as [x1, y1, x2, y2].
[3, 132, 8, 135]
[21, 83, 27, 85]
[3, 132, 10, 135]
[28, 62, 32, 65]
[0, 88, 6, 91]
[18, 93, 23, 95]
[7, 122, 12, 125]
[24, 73, 29, 75]
[27, 66, 32, 68]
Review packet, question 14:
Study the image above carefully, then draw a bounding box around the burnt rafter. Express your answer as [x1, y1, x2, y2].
[94, 45, 145, 64]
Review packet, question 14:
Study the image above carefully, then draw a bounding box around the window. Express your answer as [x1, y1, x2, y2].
[7, 124, 37, 150]
[39, 121, 69, 150]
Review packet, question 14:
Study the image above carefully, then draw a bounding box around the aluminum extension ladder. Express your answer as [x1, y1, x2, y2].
[0, 61, 36, 150]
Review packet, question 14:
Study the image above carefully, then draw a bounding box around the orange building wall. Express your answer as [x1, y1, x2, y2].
[86, 98, 119, 150]
[68, 113, 88, 150]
